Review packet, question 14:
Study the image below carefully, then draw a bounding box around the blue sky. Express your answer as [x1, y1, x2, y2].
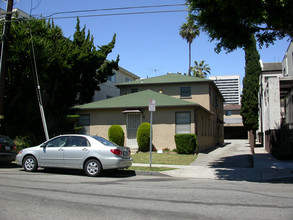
[4, 0, 292, 84]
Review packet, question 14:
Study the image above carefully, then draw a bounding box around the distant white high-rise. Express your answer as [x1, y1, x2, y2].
[209, 75, 241, 105]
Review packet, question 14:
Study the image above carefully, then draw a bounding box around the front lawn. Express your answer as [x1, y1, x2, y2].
[131, 152, 197, 165]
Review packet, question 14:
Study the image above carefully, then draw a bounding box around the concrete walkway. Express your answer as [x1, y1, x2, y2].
[132, 139, 293, 182]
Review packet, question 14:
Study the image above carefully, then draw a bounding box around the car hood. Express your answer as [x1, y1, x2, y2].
[21, 145, 41, 152]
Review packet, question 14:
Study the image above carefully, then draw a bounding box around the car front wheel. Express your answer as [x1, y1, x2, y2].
[23, 156, 38, 172]
[84, 159, 102, 177]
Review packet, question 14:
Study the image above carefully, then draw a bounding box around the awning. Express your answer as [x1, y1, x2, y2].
[121, 110, 141, 114]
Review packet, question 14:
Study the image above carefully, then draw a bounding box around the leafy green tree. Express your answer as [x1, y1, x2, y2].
[179, 17, 200, 75]
[1, 18, 119, 142]
[240, 36, 261, 154]
[191, 60, 210, 78]
[186, 0, 293, 52]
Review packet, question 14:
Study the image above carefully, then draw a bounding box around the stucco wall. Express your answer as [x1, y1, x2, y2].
[285, 89, 293, 128]
[283, 42, 293, 77]
[264, 77, 281, 130]
[119, 83, 211, 109]
[76, 106, 221, 151]
[144, 107, 195, 149]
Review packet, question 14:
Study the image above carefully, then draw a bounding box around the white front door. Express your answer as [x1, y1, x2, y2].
[126, 113, 142, 150]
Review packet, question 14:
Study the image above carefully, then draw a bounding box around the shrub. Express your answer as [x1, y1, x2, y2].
[65, 115, 82, 133]
[108, 125, 125, 146]
[174, 134, 197, 154]
[137, 122, 151, 152]
[14, 135, 33, 153]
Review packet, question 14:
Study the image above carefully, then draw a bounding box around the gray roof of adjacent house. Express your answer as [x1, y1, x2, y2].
[262, 62, 282, 72]
[116, 73, 210, 87]
[74, 90, 200, 110]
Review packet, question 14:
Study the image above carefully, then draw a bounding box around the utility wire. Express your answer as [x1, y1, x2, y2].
[44, 9, 186, 20]
[0, 9, 186, 22]
[0, 4, 186, 22]
[46, 3, 185, 17]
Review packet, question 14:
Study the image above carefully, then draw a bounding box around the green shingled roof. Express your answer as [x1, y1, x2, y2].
[74, 90, 199, 110]
[117, 73, 210, 86]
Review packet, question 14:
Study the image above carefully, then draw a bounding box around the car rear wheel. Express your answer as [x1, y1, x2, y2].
[84, 159, 102, 177]
[23, 156, 38, 172]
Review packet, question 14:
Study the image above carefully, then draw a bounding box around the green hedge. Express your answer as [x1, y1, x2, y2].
[174, 134, 197, 154]
[137, 122, 151, 152]
[108, 125, 125, 146]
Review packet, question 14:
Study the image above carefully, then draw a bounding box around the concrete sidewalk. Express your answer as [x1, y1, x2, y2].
[132, 139, 293, 182]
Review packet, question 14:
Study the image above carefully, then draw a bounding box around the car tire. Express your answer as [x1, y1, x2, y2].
[23, 155, 38, 172]
[84, 159, 102, 177]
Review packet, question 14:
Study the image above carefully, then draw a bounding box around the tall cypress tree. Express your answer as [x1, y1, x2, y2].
[240, 35, 261, 154]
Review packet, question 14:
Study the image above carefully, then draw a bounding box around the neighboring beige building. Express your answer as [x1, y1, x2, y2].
[75, 73, 224, 152]
[224, 104, 247, 139]
[93, 66, 139, 101]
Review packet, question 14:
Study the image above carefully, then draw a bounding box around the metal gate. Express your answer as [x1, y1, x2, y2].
[126, 113, 142, 150]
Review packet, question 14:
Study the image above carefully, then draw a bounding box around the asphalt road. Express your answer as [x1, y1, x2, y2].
[1, 165, 293, 220]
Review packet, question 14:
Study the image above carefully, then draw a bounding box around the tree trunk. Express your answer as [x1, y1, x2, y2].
[249, 130, 255, 154]
[188, 42, 191, 76]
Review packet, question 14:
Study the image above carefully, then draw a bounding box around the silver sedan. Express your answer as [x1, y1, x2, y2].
[16, 135, 132, 177]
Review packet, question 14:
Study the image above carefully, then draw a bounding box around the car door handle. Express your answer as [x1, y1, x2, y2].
[58, 148, 63, 151]
[82, 148, 88, 151]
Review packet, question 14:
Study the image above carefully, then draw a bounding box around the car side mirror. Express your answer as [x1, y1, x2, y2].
[41, 143, 47, 148]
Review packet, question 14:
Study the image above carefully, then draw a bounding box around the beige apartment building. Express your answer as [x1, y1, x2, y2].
[75, 73, 224, 152]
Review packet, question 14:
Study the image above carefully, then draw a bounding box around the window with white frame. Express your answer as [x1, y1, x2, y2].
[175, 112, 191, 134]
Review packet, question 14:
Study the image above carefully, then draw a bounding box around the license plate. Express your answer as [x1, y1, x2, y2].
[123, 151, 128, 156]
[5, 146, 10, 151]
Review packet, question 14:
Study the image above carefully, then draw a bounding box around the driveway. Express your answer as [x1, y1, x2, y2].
[192, 139, 253, 168]
[161, 139, 258, 180]
[161, 139, 293, 182]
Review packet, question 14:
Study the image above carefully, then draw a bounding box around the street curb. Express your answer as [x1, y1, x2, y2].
[135, 170, 170, 177]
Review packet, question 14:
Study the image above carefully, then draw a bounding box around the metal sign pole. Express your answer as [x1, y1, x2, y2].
[149, 110, 153, 168]
[148, 99, 156, 168]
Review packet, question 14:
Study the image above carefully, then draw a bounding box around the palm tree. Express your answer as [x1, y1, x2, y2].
[191, 60, 211, 78]
[179, 18, 200, 75]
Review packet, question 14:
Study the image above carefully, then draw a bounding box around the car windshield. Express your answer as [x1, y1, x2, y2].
[92, 136, 118, 147]
[0, 136, 15, 145]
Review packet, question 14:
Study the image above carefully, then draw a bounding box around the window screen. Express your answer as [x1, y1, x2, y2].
[180, 87, 191, 98]
[176, 112, 191, 134]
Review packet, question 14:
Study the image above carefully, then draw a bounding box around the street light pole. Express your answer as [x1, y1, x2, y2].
[0, 0, 14, 133]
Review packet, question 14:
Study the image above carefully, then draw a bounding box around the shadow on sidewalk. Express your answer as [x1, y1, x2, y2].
[208, 154, 293, 183]
[209, 154, 253, 168]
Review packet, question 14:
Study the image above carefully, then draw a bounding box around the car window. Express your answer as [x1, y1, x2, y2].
[66, 137, 90, 147]
[92, 136, 117, 147]
[46, 136, 69, 147]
